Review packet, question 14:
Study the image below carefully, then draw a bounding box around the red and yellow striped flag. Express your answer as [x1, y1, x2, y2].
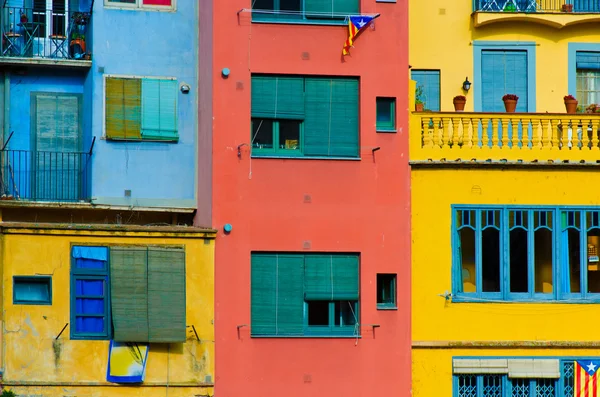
[342, 16, 374, 56]
[576, 360, 600, 397]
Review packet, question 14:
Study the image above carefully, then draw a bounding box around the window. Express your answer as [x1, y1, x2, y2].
[376, 97, 396, 132]
[105, 76, 178, 141]
[251, 253, 360, 337]
[13, 276, 52, 305]
[453, 206, 600, 302]
[70, 245, 186, 341]
[252, 0, 358, 24]
[105, 0, 174, 10]
[251, 75, 359, 158]
[377, 273, 396, 309]
[576, 52, 600, 109]
[411, 70, 441, 111]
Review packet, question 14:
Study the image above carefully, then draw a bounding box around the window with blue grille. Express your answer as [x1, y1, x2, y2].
[13, 276, 52, 305]
[453, 206, 600, 302]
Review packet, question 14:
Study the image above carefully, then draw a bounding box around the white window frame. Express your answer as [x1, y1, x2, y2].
[104, 0, 176, 11]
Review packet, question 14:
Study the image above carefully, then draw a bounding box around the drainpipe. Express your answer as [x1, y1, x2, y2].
[3, 71, 8, 146]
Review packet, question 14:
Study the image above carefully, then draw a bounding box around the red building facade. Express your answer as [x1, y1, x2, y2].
[199, 1, 411, 395]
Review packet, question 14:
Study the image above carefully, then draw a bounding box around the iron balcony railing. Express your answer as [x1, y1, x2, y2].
[0, 6, 91, 60]
[474, 0, 600, 13]
[0, 149, 91, 202]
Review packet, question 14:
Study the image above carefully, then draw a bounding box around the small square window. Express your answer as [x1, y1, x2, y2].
[376, 97, 396, 132]
[14, 276, 52, 305]
[377, 274, 397, 309]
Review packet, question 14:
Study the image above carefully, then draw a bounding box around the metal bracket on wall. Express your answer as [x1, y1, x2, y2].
[186, 324, 200, 342]
[236, 324, 248, 339]
[55, 323, 69, 340]
[362, 323, 380, 338]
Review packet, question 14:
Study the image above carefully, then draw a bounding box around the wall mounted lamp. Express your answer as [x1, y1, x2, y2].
[462, 77, 471, 92]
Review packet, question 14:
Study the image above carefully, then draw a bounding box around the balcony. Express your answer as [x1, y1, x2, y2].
[473, 0, 600, 28]
[0, 4, 92, 67]
[410, 112, 600, 165]
[0, 149, 91, 203]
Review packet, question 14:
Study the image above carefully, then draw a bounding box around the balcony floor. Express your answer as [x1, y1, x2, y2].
[0, 56, 91, 68]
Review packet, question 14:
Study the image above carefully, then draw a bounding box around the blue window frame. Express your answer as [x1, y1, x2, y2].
[411, 70, 440, 111]
[453, 206, 600, 302]
[13, 276, 52, 305]
[251, 0, 358, 25]
[70, 246, 111, 340]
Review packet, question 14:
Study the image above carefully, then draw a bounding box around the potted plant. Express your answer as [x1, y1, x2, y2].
[562, 3, 574, 12]
[453, 95, 466, 111]
[564, 94, 578, 114]
[586, 104, 599, 113]
[415, 85, 424, 112]
[20, 11, 28, 23]
[70, 32, 86, 59]
[502, 94, 519, 113]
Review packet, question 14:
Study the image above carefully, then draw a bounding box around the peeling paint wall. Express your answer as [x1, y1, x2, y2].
[1, 227, 214, 397]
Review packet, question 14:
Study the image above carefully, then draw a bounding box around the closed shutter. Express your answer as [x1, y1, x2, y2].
[147, 247, 186, 342]
[251, 253, 277, 335]
[481, 50, 528, 113]
[141, 79, 178, 141]
[304, 254, 359, 300]
[110, 247, 149, 342]
[577, 52, 600, 70]
[574, 0, 600, 12]
[411, 70, 441, 111]
[304, 78, 359, 157]
[105, 77, 142, 139]
[251, 76, 305, 120]
[305, 0, 358, 16]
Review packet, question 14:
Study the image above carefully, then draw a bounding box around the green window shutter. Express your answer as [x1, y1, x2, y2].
[305, 254, 359, 300]
[304, 78, 332, 156]
[141, 79, 179, 141]
[105, 78, 141, 140]
[251, 76, 305, 120]
[329, 79, 359, 157]
[251, 253, 277, 336]
[275, 254, 304, 336]
[110, 247, 149, 342]
[147, 247, 186, 342]
[305, 0, 358, 16]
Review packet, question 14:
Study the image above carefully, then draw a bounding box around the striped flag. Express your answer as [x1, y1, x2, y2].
[342, 16, 374, 56]
[575, 360, 600, 397]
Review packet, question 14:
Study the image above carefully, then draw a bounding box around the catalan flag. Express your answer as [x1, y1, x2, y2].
[342, 16, 374, 56]
[575, 360, 600, 397]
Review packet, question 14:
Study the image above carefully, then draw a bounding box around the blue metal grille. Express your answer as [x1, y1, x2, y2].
[564, 361, 575, 397]
[535, 379, 556, 397]
[458, 375, 477, 397]
[483, 375, 503, 397]
[511, 379, 530, 397]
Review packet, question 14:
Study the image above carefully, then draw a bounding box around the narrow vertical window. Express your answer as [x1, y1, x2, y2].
[458, 375, 477, 397]
[482, 210, 501, 293]
[563, 211, 581, 294]
[534, 211, 553, 294]
[376, 273, 397, 309]
[457, 210, 476, 293]
[509, 210, 529, 293]
[586, 211, 600, 293]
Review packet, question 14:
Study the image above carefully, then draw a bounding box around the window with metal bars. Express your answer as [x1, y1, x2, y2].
[453, 206, 600, 302]
[456, 375, 556, 397]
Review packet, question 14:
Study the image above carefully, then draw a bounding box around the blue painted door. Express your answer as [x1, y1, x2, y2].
[574, 0, 600, 12]
[481, 50, 528, 112]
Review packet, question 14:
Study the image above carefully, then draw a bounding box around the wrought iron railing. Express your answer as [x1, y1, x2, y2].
[0, 6, 91, 60]
[474, 0, 600, 12]
[0, 149, 91, 202]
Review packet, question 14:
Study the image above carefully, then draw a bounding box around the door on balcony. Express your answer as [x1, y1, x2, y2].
[29, 0, 69, 57]
[32, 93, 82, 201]
[481, 50, 528, 112]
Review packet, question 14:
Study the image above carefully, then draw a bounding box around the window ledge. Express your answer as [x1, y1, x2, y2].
[105, 137, 179, 143]
[376, 128, 397, 133]
[377, 305, 398, 310]
[451, 295, 600, 303]
[251, 335, 361, 338]
[251, 18, 347, 26]
[251, 155, 361, 161]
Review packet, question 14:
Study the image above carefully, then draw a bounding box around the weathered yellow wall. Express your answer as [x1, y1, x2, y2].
[0, 226, 214, 397]
[409, 0, 600, 113]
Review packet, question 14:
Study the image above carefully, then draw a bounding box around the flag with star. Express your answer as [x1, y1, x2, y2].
[575, 360, 600, 397]
[342, 15, 374, 56]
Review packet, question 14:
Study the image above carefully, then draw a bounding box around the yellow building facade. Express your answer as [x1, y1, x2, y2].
[411, 2, 600, 397]
[0, 223, 215, 397]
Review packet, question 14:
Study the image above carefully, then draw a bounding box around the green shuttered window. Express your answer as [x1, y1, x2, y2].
[251, 252, 360, 337]
[252, 0, 358, 24]
[251, 75, 359, 158]
[105, 76, 178, 141]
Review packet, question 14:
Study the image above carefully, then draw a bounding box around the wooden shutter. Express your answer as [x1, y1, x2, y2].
[251, 76, 305, 120]
[251, 253, 277, 336]
[304, 254, 359, 300]
[304, 78, 359, 157]
[110, 247, 149, 342]
[141, 79, 178, 141]
[147, 247, 186, 342]
[105, 77, 142, 139]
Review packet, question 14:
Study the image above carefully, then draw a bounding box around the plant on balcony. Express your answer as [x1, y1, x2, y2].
[70, 32, 86, 59]
[2, 389, 16, 397]
[415, 85, 425, 112]
[503, 2, 517, 12]
[564, 94, 578, 114]
[502, 94, 519, 113]
[19, 11, 28, 23]
[72, 12, 90, 26]
[453, 95, 466, 112]
[562, 3, 574, 12]
[585, 104, 600, 113]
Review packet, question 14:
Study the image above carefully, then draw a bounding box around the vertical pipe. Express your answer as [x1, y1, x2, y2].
[3, 71, 8, 148]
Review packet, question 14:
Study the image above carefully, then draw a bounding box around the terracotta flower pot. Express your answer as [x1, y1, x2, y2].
[562, 4, 573, 12]
[565, 99, 578, 114]
[503, 99, 518, 113]
[453, 98, 466, 111]
[415, 103, 424, 112]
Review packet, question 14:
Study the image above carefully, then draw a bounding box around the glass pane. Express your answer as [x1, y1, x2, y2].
[482, 227, 501, 292]
[75, 279, 104, 296]
[377, 98, 393, 123]
[251, 118, 274, 149]
[76, 298, 104, 315]
[307, 301, 329, 326]
[377, 274, 395, 304]
[278, 120, 300, 151]
[75, 316, 104, 333]
[335, 301, 357, 326]
[483, 375, 503, 397]
[458, 375, 477, 397]
[459, 228, 476, 293]
[511, 379, 530, 397]
[253, 0, 274, 9]
[510, 228, 529, 293]
[536, 379, 556, 397]
[280, 0, 301, 11]
[588, 228, 600, 293]
[568, 229, 581, 293]
[534, 228, 553, 293]
[75, 258, 105, 270]
[14, 280, 49, 303]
